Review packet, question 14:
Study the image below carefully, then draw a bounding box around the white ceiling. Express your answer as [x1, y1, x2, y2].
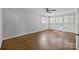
[25, 8, 76, 16]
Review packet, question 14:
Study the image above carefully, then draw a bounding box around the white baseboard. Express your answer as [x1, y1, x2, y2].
[0, 40, 2, 48]
[3, 28, 47, 40]
[76, 36, 79, 50]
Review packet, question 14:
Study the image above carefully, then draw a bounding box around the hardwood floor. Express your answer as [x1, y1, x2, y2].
[1, 29, 76, 50]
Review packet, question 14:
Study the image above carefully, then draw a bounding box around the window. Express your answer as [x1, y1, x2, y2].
[41, 16, 48, 23]
[64, 15, 73, 23]
[50, 17, 55, 23]
[56, 17, 63, 23]
[41, 15, 74, 24]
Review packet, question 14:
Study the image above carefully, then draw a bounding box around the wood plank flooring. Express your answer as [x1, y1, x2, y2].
[1, 29, 76, 50]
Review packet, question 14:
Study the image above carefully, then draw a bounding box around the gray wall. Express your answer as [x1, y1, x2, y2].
[0, 8, 2, 47]
[76, 8, 79, 49]
[3, 8, 48, 39]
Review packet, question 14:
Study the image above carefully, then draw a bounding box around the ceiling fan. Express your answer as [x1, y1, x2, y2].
[45, 8, 56, 13]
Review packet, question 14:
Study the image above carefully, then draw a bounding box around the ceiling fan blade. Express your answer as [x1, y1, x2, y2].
[50, 9, 56, 11]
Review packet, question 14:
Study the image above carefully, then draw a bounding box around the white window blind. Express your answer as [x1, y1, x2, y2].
[50, 17, 55, 23]
[56, 17, 63, 23]
[64, 15, 73, 23]
[41, 16, 48, 23]
[41, 15, 73, 24]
